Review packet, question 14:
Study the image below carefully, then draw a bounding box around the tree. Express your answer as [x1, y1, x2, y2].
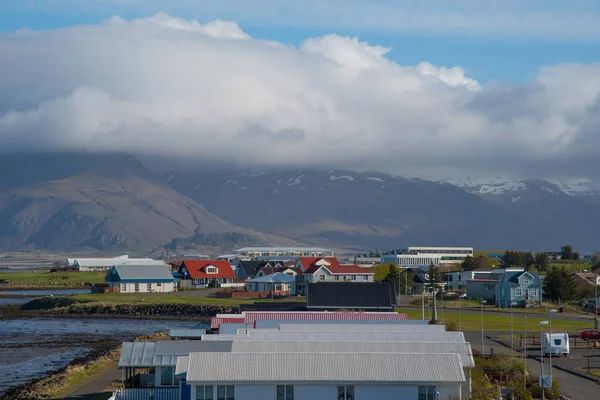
[462, 255, 475, 271]
[475, 255, 495, 270]
[534, 252, 549, 271]
[384, 264, 401, 295]
[543, 266, 578, 302]
[561, 245, 574, 261]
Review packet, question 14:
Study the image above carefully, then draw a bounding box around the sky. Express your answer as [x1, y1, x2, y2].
[0, 1, 600, 180]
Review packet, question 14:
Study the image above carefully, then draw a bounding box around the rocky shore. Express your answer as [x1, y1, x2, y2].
[1, 298, 240, 320]
[2, 332, 168, 400]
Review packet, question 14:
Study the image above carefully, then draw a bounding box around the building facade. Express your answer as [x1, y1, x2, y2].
[383, 247, 473, 267]
[233, 247, 334, 261]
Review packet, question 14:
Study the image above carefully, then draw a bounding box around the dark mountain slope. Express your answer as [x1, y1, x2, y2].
[163, 169, 557, 251]
[0, 153, 296, 252]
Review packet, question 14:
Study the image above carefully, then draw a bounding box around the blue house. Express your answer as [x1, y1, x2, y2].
[496, 270, 542, 308]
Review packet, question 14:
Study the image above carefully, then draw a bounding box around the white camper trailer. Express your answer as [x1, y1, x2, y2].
[542, 333, 569, 357]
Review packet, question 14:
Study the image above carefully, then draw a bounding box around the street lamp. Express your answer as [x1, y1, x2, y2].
[539, 320, 550, 400]
[524, 316, 527, 391]
[548, 309, 558, 377]
[481, 300, 487, 356]
[510, 302, 514, 354]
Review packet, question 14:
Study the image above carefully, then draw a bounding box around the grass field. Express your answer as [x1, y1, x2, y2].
[0, 271, 105, 285]
[395, 307, 592, 332]
[64, 292, 306, 306]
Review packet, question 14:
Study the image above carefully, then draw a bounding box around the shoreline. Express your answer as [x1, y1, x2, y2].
[2, 332, 168, 400]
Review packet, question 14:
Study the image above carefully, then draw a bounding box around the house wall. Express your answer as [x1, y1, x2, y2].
[310, 269, 373, 283]
[190, 383, 460, 400]
[497, 274, 542, 308]
[113, 282, 175, 293]
[466, 281, 496, 301]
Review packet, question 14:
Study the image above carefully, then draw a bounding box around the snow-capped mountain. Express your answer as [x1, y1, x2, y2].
[444, 177, 598, 198]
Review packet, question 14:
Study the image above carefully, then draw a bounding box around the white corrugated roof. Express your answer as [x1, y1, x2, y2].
[170, 329, 206, 338]
[277, 324, 446, 332]
[119, 340, 231, 367]
[229, 341, 474, 368]
[76, 257, 165, 267]
[175, 356, 189, 376]
[119, 341, 156, 367]
[202, 331, 466, 343]
[186, 352, 465, 384]
[254, 319, 428, 329]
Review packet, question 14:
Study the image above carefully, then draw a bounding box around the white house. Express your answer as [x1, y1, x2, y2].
[106, 264, 175, 293]
[180, 352, 465, 400]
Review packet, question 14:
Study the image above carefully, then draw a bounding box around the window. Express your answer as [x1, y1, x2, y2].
[334, 275, 339, 281]
[121, 284, 126, 292]
[320, 275, 325, 281]
[529, 289, 537, 297]
[206, 266, 218, 274]
[351, 275, 356, 281]
[157, 283, 162, 287]
[160, 367, 174, 386]
[196, 385, 214, 400]
[147, 283, 152, 292]
[337, 385, 354, 400]
[134, 283, 140, 292]
[217, 385, 234, 400]
[418, 385, 436, 400]
[515, 289, 523, 297]
[363, 275, 369, 281]
[522, 277, 530, 285]
[276, 385, 294, 400]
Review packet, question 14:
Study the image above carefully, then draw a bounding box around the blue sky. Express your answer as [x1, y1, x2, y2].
[1, 0, 599, 83]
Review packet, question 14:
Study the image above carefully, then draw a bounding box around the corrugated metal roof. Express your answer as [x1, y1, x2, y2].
[111, 264, 174, 281]
[246, 272, 296, 283]
[229, 341, 474, 368]
[119, 341, 156, 367]
[186, 352, 465, 384]
[254, 319, 428, 329]
[219, 323, 253, 334]
[211, 311, 407, 329]
[277, 324, 446, 332]
[170, 329, 206, 338]
[202, 331, 466, 343]
[119, 341, 232, 367]
[175, 356, 189, 376]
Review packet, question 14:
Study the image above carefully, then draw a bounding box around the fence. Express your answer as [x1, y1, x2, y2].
[519, 334, 600, 349]
[110, 388, 179, 400]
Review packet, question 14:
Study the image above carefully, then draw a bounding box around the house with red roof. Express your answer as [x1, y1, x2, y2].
[177, 260, 239, 288]
[295, 257, 375, 295]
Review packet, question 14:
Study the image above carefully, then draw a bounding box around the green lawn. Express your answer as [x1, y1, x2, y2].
[395, 307, 592, 332]
[0, 271, 105, 285]
[65, 292, 306, 306]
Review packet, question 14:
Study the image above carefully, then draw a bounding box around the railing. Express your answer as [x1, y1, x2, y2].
[111, 388, 179, 400]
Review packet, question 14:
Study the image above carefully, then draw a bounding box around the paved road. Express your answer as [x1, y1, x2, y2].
[63, 366, 120, 400]
[464, 331, 600, 400]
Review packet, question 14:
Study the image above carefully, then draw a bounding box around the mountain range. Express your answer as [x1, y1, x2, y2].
[0, 152, 598, 253]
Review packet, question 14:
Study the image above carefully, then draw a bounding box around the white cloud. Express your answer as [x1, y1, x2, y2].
[0, 14, 600, 179]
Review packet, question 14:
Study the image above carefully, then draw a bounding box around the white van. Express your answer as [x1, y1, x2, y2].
[542, 332, 570, 356]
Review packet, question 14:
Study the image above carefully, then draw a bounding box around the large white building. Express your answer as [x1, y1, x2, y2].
[382, 246, 473, 267]
[68, 255, 168, 272]
[181, 352, 465, 400]
[233, 247, 334, 261]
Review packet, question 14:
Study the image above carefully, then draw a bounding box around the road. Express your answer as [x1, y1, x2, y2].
[464, 331, 600, 400]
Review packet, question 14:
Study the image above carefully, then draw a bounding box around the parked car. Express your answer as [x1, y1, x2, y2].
[578, 329, 600, 340]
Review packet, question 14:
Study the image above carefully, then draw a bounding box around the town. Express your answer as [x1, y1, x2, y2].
[2, 245, 600, 400]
